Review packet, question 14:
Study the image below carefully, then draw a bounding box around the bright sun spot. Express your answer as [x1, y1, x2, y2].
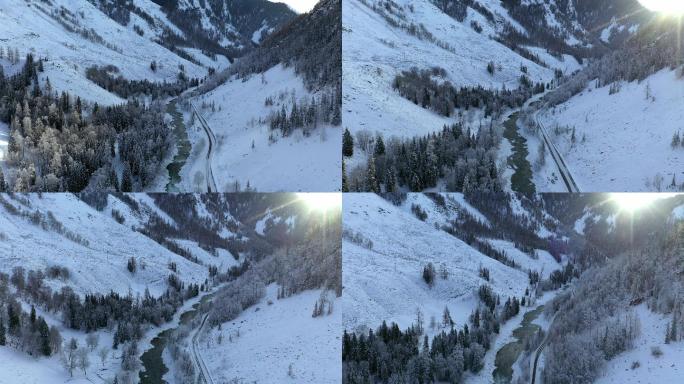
[297, 193, 341, 211]
[611, 193, 679, 212]
[638, 0, 684, 14]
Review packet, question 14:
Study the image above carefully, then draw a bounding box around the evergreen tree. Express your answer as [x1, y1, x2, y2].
[342, 128, 354, 157]
[127, 257, 136, 274]
[0, 318, 5, 346]
[39, 318, 51, 356]
[385, 168, 396, 192]
[423, 263, 435, 288]
[7, 303, 20, 335]
[30, 304, 36, 325]
[374, 135, 385, 157]
[121, 165, 132, 192]
[365, 156, 380, 193]
[342, 160, 349, 192]
[443, 306, 453, 328]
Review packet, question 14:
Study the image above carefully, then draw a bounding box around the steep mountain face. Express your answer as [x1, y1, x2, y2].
[0, 192, 325, 296]
[234, 0, 341, 90]
[150, 0, 297, 55]
[177, 0, 341, 192]
[439, 0, 649, 57]
[343, 192, 564, 332]
[531, 10, 684, 192]
[573, 0, 648, 41]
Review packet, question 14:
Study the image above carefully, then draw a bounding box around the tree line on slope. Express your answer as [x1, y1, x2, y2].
[543, 20, 684, 108]
[345, 123, 501, 193]
[392, 66, 546, 119]
[0, 262, 209, 382]
[85, 64, 199, 99]
[541, 221, 684, 384]
[0, 53, 171, 192]
[342, 281, 531, 383]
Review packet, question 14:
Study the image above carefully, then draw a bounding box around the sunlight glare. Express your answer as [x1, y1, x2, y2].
[297, 193, 341, 211]
[638, 0, 684, 14]
[611, 193, 677, 212]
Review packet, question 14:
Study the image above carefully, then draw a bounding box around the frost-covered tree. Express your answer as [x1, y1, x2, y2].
[343, 128, 354, 157]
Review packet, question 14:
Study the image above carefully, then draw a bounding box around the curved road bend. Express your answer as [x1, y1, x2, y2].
[190, 104, 218, 193]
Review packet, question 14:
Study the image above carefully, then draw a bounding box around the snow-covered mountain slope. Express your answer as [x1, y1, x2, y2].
[537, 68, 684, 192]
[0, 193, 211, 296]
[342, 0, 584, 139]
[342, 193, 558, 334]
[185, 64, 341, 192]
[595, 304, 684, 384]
[0, 0, 210, 105]
[199, 284, 341, 384]
[151, 0, 296, 51]
[178, 0, 341, 192]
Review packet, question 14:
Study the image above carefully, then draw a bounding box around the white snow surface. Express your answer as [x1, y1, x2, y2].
[596, 304, 684, 384]
[0, 194, 208, 297]
[342, 0, 566, 140]
[184, 64, 341, 192]
[0, 0, 206, 105]
[538, 69, 684, 191]
[0, 121, 8, 161]
[200, 284, 341, 383]
[342, 193, 533, 335]
[171, 238, 239, 268]
[484, 239, 560, 279]
[0, 346, 93, 384]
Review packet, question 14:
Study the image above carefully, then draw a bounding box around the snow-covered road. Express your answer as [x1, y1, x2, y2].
[534, 109, 581, 193]
[192, 312, 215, 384]
[191, 104, 218, 193]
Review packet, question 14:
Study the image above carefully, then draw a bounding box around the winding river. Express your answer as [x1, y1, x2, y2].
[165, 99, 191, 192]
[493, 305, 545, 383]
[139, 291, 217, 384]
[503, 113, 536, 197]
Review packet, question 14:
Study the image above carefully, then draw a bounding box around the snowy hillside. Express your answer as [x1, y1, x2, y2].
[595, 304, 684, 384]
[151, 0, 296, 53]
[536, 68, 684, 192]
[0, 0, 212, 105]
[176, 0, 341, 192]
[198, 284, 341, 383]
[0, 192, 340, 384]
[342, 193, 558, 333]
[0, 193, 210, 296]
[342, 0, 589, 140]
[185, 64, 341, 192]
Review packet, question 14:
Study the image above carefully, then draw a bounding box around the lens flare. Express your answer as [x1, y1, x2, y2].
[638, 0, 684, 14]
[297, 193, 341, 211]
[610, 193, 678, 212]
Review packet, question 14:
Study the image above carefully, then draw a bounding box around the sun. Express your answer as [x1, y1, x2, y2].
[611, 193, 678, 212]
[638, 0, 684, 14]
[297, 193, 341, 211]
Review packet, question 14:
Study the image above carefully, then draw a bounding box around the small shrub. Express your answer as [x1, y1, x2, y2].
[651, 346, 663, 358]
